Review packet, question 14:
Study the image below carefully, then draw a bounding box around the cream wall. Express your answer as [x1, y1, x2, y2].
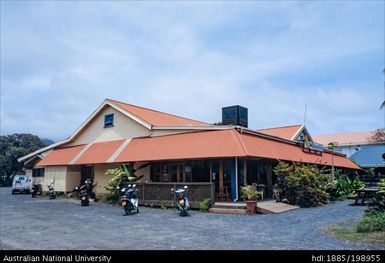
[93, 163, 121, 195]
[44, 166, 67, 192]
[66, 166, 81, 192]
[93, 162, 151, 195]
[68, 106, 150, 146]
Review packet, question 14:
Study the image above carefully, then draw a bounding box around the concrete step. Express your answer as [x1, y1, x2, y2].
[209, 207, 250, 215]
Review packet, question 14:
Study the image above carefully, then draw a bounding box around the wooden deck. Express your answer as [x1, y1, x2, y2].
[209, 200, 299, 215]
[256, 200, 299, 214]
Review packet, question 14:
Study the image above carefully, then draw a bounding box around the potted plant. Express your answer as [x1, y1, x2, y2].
[241, 185, 260, 214]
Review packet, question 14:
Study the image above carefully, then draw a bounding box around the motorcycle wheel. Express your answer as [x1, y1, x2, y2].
[124, 204, 132, 215]
[81, 199, 89, 206]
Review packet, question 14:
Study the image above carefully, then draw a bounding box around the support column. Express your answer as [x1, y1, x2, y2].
[243, 159, 247, 186]
[209, 160, 213, 183]
[177, 165, 180, 182]
[267, 161, 272, 198]
[182, 162, 186, 182]
[219, 160, 224, 196]
[235, 157, 238, 201]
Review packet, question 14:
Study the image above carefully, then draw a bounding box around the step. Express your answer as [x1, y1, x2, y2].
[209, 207, 250, 215]
[212, 203, 247, 210]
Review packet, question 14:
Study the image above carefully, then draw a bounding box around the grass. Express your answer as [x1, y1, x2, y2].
[326, 225, 385, 247]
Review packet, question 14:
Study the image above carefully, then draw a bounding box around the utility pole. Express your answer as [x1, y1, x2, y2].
[328, 142, 339, 180]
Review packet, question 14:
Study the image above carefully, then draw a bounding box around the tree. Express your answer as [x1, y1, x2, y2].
[369, 129, 385, 143]
[0, 134, 46, 186]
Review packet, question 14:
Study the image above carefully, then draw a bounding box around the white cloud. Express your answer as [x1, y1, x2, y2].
[1, 1, 383, 141]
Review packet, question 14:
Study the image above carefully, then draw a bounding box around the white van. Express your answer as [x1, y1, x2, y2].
[12, 175, 31, 194]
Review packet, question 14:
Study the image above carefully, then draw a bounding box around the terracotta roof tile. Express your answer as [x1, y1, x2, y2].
[109, 99, 210, 127]
[74, 139, 126, 165]
[114, 129, 359, 169]
[313, 131, 376, 145]
[36, 144, 86, 166]
[114, 130, 245, 162]
[257, 125, 303, 140]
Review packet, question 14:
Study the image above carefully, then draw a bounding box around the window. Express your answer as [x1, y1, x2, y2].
[104, 114, 114, 128]
[32, 168, 45, 177]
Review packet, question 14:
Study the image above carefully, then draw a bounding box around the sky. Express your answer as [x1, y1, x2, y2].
[1, 1, 384, 142]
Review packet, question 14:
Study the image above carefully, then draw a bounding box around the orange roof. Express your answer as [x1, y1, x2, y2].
[240, 132, 358, 169]
[74, 139, 126, 165]
[114, 130, 245, 162]
[114, 129, 359, 169]
[314, 131, 376, 146]
[257, 125, 302, 140]
[36, 129, 359, 170]
[36, 144, 86, 166]
[109, 99, 210, 127]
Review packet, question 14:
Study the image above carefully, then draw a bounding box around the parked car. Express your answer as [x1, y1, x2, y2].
[12, 175, 31, 194]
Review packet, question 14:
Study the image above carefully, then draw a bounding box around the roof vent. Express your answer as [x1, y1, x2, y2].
[222, 105, 248, 128]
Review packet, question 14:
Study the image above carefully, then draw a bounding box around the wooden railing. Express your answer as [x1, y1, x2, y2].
[134, 182, 214, 208]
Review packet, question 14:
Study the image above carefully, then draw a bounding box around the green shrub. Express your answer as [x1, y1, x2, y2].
[240, 185, 260, 201]
[97, 193, 116, 204]
[274, 161, 329, 207]
[356, 211, 385, 233]
[283, 163, 329, 207]
[326, 175, 364, 201]
[199, 198, 213, 212]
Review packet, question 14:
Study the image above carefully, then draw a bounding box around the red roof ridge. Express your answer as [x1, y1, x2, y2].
[107, 98, 210, 126]
[232, 129, 249, 156]
[257, 124, 303, 131]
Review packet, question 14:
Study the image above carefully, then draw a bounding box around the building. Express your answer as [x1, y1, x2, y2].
[19, 99, 359, 205]
[314, 131, 385, 176]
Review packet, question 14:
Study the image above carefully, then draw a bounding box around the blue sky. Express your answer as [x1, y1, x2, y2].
[1, 1, 384, 141]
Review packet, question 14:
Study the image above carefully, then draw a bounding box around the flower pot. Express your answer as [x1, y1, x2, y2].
[245, 200, 256, 214]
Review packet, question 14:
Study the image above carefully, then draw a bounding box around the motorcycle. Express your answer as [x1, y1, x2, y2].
[47, 181, 57, 199]
[31, 181, 42, 198]
[118, 184, 139, 215]
[170, 185, 190, 217]
[75, 181, 90, 206]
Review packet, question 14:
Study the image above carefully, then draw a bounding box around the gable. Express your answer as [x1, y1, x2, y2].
[68, 105, 150, 145]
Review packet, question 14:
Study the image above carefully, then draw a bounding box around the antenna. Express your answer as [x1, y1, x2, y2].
[303, 104, 307, 126]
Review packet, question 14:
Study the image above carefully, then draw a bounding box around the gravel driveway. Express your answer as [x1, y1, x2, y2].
[0, 187, 382, 250]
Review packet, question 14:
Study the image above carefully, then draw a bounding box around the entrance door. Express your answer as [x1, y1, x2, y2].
[81, 165, 94, 184]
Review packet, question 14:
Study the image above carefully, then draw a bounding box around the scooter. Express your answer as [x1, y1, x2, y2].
[170, 186, 190, 217]
[118, 184, 139, 215]
[31, 181, 42, 198]
[75, 182, 89, 206]
[47, 182, 57, 199]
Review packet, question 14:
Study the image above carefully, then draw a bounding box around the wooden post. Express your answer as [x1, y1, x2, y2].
[219, 160, 224, 197]
[177, 165, 180, 182]
[182, 162, 186, 182]
[267, 161, 272, 198]
[243, 159, 247, 186]
[209, 160, 213, 183]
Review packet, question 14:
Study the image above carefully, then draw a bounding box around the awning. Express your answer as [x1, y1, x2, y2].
[74, 139, 126, 165]
[36, 129, 359, 170]
[36, 139, 126, 166]
[36, 144, 87, 166]
[114, 129, 246, 162]
[114, 129, 360, 170]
